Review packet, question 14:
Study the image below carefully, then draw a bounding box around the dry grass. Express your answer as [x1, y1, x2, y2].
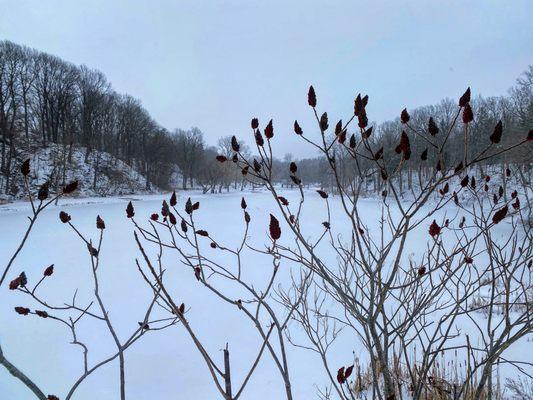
[505, 376, 533, 400]
[348, 351, 507, 399]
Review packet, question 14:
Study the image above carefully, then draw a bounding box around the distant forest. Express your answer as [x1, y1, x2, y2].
[1, 41, 531, 197]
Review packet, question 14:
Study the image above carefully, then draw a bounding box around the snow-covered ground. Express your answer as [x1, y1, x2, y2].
[0, 190, 531, 399]
[1, 144, 159, 203]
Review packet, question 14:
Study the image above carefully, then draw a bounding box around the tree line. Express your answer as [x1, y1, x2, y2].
[0, 41, 208, 195]
[2, 40, 531, 198]
[321, 69, 532, 196]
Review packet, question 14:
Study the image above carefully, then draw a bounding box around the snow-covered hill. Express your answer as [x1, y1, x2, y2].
[0, 144, 161, 203]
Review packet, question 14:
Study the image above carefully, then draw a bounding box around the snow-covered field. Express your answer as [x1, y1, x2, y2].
[0, 190, 531, 399]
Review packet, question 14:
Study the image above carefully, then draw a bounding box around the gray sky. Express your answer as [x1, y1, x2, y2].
[1, 0, 532, 158]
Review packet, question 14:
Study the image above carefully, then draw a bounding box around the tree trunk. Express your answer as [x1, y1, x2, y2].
[223, 345, 232, 400]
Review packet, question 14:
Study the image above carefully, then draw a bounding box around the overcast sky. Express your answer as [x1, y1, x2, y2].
[1, 1, 532, 158]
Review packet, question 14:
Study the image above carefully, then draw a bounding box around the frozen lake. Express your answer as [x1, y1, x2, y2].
[0, 190, 531, 399]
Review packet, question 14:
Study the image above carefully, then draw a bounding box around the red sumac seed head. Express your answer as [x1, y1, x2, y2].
[317, 190, 328, 199]
[308, 85, 317, 107]
[349, 134, 356, 149]
[335, 120, 342, 135]
[358, 108, 368, 128]
[9, 277, 21, 290]
[126, 201, 135, 218]
[255, 131, 264, 146]
[185, 198, 193, 214]
[231, 135, 240, 152]
[400, 108, 410, 124]
[169, 212, 177, 225]
[161, 200, 170, 216]
[269, 214, 281, 240]
[44, 265, 54, 277]
[21, 159, 30, 176]
[59, 211, 71, 223]
[264, 119, 274, 139]
[337, 367, 346, 384]
[429, 220, 441, 237]
[289, 162, 297, 174]
[294, 120, 303, 135]
[15, 306, 30, 315]
[492, 205, 508, 224]
[345, 365, 354, 379]
[96, 215, 105, 230]
[251, 118, 259, 130]
[459, 87, 471, 107]
[170, 191, 177, 206]
[354, 94, 363, 116]
[19, 272, 27, 286]
[319, 112, 328, 131]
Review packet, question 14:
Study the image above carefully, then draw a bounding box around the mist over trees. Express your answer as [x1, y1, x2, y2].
[1, 40, 531, 199]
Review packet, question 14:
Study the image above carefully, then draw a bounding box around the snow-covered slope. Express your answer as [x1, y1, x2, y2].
[0, 144, 160, 203]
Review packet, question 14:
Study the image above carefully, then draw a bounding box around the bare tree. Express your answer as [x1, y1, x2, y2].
[130, 191, 307, 399]
[200, 86, 531, 399]
[1, 160, 174, 400]
[172, 127, 205, 190]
